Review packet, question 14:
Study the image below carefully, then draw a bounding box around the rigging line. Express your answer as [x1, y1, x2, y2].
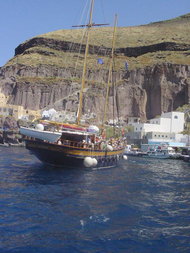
[62, 0, 89, 77]
[78, 0, 90, 26]
[77, 0, 95, 125]
[110, 19, 119, 133]
[113, 58, 121, 132]
[112, 66, 115, 131]
[54, 1, 89, 117]
[95, 30, 111, 85]
[100, 0, 107, 24]
[73, 29, 87, 74]
[113, 58, 118, 135]
[73, 0, 91, 74]
[94, 0, 108, 75]
[102, 14, 118, 127]
[95, 27, 117, 93]
[74, 1, 109, 85]
[60, 37, 76, 75]
[101, 47, 111, 85]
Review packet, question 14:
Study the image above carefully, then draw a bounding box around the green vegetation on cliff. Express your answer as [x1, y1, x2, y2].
[40, 13, 190, 47]
[6, 13, 190, 73]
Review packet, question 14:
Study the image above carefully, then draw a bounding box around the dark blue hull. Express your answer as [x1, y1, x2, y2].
[25, 140, 124, 168]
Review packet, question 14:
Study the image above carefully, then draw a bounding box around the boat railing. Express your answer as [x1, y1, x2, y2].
[60, 139, 124, 151]
[61, 140, 103, 150]
[24, 135, 124, 151]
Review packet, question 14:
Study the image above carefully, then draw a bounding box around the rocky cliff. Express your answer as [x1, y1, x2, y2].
[0, 13, 190, 122]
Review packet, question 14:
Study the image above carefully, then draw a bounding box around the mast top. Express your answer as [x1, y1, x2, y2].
[72, 23, 109, 28]
[75, 0, 109, 125]
[72, 0, 109, 29]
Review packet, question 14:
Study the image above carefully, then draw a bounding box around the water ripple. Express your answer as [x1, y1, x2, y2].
[0, 148, 190, 252]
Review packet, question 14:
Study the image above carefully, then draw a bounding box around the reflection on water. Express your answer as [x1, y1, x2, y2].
[0, 147, 190, 252]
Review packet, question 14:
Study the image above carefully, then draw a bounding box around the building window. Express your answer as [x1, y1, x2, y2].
[174, 115, 178, 119]
[154, 135, 157, 137]
[3, 108, 6, 112]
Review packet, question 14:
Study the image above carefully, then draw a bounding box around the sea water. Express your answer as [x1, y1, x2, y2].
[0, 147, 190, 253]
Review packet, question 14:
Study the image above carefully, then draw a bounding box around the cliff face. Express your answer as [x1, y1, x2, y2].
[1, 13, 190, 122]
[14, 37, 190, 58]
[123, 64, 190, 119]
[0, 60, 189, 121]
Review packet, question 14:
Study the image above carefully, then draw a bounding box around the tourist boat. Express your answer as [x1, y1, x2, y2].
[20, 124, 124, 167]
[142, 146, 181, 159]
[20, 0, 125, 168]
[124, 145, 147, 157]
[20, 126, 62, 143]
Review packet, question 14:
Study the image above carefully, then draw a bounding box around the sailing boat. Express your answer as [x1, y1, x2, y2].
[20, 0, 125, 168]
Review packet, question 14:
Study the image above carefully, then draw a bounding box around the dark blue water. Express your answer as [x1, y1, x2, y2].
[0, 147, 190, 253]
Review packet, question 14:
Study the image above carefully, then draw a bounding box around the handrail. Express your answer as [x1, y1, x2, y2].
[24, 135, 124, 151]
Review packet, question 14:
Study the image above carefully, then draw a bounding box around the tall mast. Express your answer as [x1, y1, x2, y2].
[76, 0, 94, 125]
[73, 0, 108, 125]
[102, 14, 118, 126]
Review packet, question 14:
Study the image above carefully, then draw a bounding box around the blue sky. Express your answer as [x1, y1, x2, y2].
[0, 0, 189, 67]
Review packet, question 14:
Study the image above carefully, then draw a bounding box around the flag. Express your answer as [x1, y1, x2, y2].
[125, 61, 128, 70]
[97, 58, 104, 65]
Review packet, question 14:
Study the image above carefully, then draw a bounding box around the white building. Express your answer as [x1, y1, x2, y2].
[127, 116, 140, 125]
[129, 111, 187, 147]
[133, 111, 184, 133]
